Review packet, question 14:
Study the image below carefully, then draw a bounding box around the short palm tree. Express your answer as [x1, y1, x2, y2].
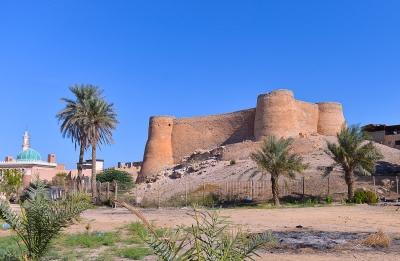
[251, 135, 309, 205]
[56, 84, 103, 188]
[83, 97, 119, 204]
[324, 124, 383, 202]
[0, 177, 90, 261]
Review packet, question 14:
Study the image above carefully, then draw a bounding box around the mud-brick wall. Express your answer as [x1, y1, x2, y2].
[171, 108, 256, 163]
[138, 116, 175, 183]
[317, 102, 345, 135]
[296, 100, 319, 136]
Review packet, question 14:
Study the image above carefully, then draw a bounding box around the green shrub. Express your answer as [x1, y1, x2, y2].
[230, 159, 236, 165]
[326, 195, 333, 204]
[354, 190, 379, 204]
[97, 170, 134, 188]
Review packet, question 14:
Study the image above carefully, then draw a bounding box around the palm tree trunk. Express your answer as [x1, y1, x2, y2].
[271, 176, 280, 205]
[345, 171, 355, 203]
[77, 142, 85, 191]
[91, 144, 98, 204]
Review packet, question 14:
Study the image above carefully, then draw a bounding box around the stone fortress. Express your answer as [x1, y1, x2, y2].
[136, 89, 345, 183]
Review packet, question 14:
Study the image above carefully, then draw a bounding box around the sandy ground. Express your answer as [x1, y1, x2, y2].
[48, 204, 400, 260]
[1, 204, 400, 260]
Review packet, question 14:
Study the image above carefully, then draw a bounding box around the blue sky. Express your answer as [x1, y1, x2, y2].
[1, 1, 399, 169]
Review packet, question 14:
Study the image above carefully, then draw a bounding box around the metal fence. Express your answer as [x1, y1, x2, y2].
[56, 174, 400, 207]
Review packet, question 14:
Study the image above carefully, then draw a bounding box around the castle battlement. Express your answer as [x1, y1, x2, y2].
[136, 89, 345, 183]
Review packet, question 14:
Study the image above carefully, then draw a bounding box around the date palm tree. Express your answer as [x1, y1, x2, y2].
[56, 84, 103, 188]
[251, 135, 309, 205]
[83, 96, 119, 204]
[324, 124, 383, 202]
[0, 177, 90, 261]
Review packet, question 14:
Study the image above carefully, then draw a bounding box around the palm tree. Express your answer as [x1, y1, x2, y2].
[56, 84, 103, 188]
[324, 124, 383, 202]
[251, 135, 309, 205]
[0, 177, 90, 261]
[83, 96, 119, 204]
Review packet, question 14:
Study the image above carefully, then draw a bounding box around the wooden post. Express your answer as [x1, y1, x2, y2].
[107, 182, 110, 200]
[396, 176, 399, 195]
[203, 183, 205, 206]
[185, 179, 188, 207]
[327, 176, 330, 195]
[302, 177, 305, 198]
[251, 180, 254, 200]
[373, 176, 376, 194]
[226, 182, 228, 202]
[114, 181, 118, 208]
[158, 182, 160, 208]
[99, 182, 102, 203]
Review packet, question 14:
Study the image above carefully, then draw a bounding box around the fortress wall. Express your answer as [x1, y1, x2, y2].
[171, 108, 255, 163]
[138, 116, 175, 183]
[254, 89, 299, 140]
[317, 102, 345, 135]
[295, 100, 319, 136]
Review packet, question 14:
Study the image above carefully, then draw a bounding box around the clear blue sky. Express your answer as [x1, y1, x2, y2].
[1, 1, 399, 169]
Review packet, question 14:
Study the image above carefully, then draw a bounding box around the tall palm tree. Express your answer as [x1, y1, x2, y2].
[56, 84, 103, 188]
[251, 135, 309, 205]
[83, 97, 119, 203]
[324, 124, 383, 202]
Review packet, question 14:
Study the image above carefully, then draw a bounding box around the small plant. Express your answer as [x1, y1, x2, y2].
[305, 198, 313, 205]
[354, 190, 379, 204]
[314, 199, 319, 205]
[0, 177, 90, 261]
[117, 201, 276, 261]
[326, 195, 333, 204]
[230, 159, 236, 165]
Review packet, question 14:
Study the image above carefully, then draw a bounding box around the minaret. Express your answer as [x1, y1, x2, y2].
[22, 128, 30, 151]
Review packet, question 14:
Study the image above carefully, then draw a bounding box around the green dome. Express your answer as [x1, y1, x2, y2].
[17, 148, 41, 161]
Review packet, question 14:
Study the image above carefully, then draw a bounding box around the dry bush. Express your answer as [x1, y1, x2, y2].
[360, 231, 391, 248]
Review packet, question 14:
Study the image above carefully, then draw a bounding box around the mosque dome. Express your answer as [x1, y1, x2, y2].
[17, 148, 42, 161]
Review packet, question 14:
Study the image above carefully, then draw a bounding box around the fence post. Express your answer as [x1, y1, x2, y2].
[373, 176, 376, 194]
[99, 182, 102, 203]
[114, 181, 118, 208]
[327, 176, 330, 195]
[185, 179, 188, 207]
[107, 182, 110, 200]
[203, 183, 205, 206]
[158, 182, 160, 208]
[396, 176, 399, 195]
[226, 182, 228, 202]
[302, 177, 305, 199]
[251, 180, 254, 200]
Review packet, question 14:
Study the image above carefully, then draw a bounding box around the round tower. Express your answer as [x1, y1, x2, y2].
[317, 102, 345, 135]
[137, 116, 175, 183]
[254, 89, 299, 140]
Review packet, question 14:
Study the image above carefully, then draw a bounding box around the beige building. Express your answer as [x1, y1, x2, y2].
[363, 124, 400, 149]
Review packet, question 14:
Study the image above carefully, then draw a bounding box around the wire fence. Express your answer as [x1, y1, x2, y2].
[54, 174, 400, 207]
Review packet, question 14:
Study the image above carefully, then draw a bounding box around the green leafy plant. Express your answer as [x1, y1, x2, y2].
[230, 159, 236, 165]
[96, 169, 134, 188]
[0, 169, 24, 201]
[354, 189, 379, 204]
[51, 172, 69, 187]
[326, 195, 333, 204]
[117, 200, 276, 261]
[0, 177, 90, 261]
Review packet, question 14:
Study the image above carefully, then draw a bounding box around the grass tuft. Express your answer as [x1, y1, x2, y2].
[360, 231, 391, 248]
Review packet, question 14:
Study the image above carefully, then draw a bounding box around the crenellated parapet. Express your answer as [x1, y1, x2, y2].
[137, 89, 345, 183]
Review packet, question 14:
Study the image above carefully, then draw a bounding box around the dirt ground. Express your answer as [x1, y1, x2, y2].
[1, 203, 400, 260]
[19, 204, 400, 260]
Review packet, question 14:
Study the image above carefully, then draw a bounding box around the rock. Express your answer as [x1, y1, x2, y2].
[381, 178, 391, 186]
[135, 197, 142, 204]
[169, 171, 183, 179]
[147, 183, 153, 188]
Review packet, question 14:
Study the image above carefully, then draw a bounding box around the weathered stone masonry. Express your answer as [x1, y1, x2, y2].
[137, 89, 345, 182]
